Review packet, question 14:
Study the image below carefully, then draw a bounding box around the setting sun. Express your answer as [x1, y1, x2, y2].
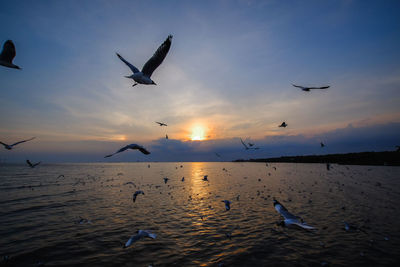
[190, 125, 206, 141]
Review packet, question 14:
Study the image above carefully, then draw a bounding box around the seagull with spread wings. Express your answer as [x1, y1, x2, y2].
[155, 121, 168, 126]
[116, 35, 172, 87]
[0, 137, 35, 150]
[292, 84, 330, 92]
[240, 138, 259, 150]
[0, 40, 21, 69]
[104, 144, 150, 158]
[26, 160, 41, 168]
[273, 199, 315, 230]
[278, 122, 288, 128]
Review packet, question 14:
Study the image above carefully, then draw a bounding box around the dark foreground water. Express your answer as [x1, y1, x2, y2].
[1, 162, 399, 266]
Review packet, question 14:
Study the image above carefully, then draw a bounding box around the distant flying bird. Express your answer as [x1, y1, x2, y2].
[104, 144, 150, 158]
[116, 35, 173, 87]
[320, 142, 325, 148]
[155, 121, 167, 126]
[215, 152, 221, 158]
[0, 137, 35, 150]
[222, 200, 231, 211]
[273, 199, 315, 230]
[292, 84, 330, 92]
[124, 230, 156, 248]
[132, 190, 145, 202]
[163, 177, 169, 184]
[278, 122, 287, 128]
[165, 134, 168, 140]
[240, 138, 259, 150]
[0, 40, 21, 69]
[26, 160, 41, 168]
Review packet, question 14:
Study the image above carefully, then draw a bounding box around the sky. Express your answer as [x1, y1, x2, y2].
[1, 0, 400, 162]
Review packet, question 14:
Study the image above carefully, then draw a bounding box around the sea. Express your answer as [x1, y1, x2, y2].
[0, 162, 399, 266]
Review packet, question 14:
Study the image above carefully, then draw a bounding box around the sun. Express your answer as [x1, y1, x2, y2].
[190, 125, 206, 141]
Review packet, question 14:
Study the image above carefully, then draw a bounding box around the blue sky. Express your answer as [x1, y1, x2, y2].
[1, 0, 399, 162]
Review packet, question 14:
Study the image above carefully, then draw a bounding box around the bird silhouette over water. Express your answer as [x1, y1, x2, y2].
[155, 121, 167, 126]
[104, 144, 150, 158]
[222, 200, 231, 211]
[240, 138, 259, 150]
[292, 84, 330, 92]
[273, 199, 315, 230]
[320, 142, 325, 148]
[0, 137, 35, 150]
[278, 122, 288, 128]
[26, 160, 41, 168]
[0, 40, 21, 69]
[132, 190, 145, 202]
[117, 35, 172, 87]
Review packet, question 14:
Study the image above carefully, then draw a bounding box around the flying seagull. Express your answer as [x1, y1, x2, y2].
[163, 177, 169, 184]
[320, 142, 325, 148]
[26, 160, 41, 168]
[0, 40, 21, 69]
[124, 230, 156, 248]
[222, 200, 231, 211]
[240, 138, 259, 150]
[273, 199, 315, 230]
[104, 144, 150, 158]
[155, 121, 167, 126]
[116, 35, 173, 87]
[132, 190, 145, 202]
[0, 137, 35, 150]
[278, 122, 288, 128]
[292, 84, 330, 92]
[165, 134, 168, 140]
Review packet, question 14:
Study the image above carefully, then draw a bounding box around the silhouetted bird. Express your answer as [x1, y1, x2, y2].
[166, 134, 168, 139]
[240, 138, 259, 150]
[26, 160, 41, 168]
[0, 137, 35, 150]
[292, 84, 330, 92]
[104, 144, 150, 158]
[222, 200, 231, 211]
[155, 121, 167, 126]
[132, 190, 145, 202]
[320, 142, 325, 148]
[117, 35, 172, 87]
[278, 122, 288, 128]
[273, 199, 315, 230]
[0, 40, 21, 69]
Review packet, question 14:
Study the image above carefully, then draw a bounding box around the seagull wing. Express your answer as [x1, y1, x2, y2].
[240, 138, 249, 149]
[274, 201, 299, 220]
[290, 220, 316, 230]
[26, 160, 33, 167]
[292, 84, 305, 89]
[0, 142, 9, 147]
[0, 40, 16, 63]
[316, 86, 330, 89]
[141, 35, 172, 77]
[33, 162, 41, 167]
[116, 53, 139, 73]
[138, 146, 150, 155]
[11, 137, 35, 147]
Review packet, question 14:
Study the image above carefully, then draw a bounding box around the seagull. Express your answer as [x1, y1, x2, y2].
[104, 144, 150, 158]
[248, 142, 254, 147]
[240, 138, 259, 150]
[0, 40, 21, 69]
[26, 160, 41, 168]
[0, 137, 35, 150]
[222, 200, 231, 211]
[116, 35, 173, 87]
[165, 134, 168, 140]
[203, 175, 208, 181]
[278, 122, 288, 128]
[320, 142, 325, 148]
[163, 177, 169, 184]
[155, 121, 167, 126]
[124, 230, 156, 248]
[292, 84, 330, 92]
[132, 190, 145, 202]
[181, 177, 185, 182]
[273, 199, 315, 230]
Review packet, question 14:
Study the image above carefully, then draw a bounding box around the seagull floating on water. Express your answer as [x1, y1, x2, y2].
[292, 84, 330, 92]
[132, 190, 145, 202]
[278, 122, 288, 128]
[222, 200, 231, 211]
[181, 177, 185, 182]
[203, 175, 208, 181]
[117, 35, 172, 87]
[26, 160, 41, 168]
[0, 137, 35, 150]
[104, 144, 150, 158]
[273, 199, 315, 230]
[0, 40, 21, 69]
[155, 121, 167, 126]
[124, 230, 156, 248]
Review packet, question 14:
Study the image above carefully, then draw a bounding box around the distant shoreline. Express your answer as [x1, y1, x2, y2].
[233, 151, 400, 166]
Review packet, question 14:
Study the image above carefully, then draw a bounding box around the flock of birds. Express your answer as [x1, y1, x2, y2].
[0, 35, 331, 164]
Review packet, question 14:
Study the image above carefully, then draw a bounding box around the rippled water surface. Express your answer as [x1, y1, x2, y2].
[1, 162, 400, 266]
